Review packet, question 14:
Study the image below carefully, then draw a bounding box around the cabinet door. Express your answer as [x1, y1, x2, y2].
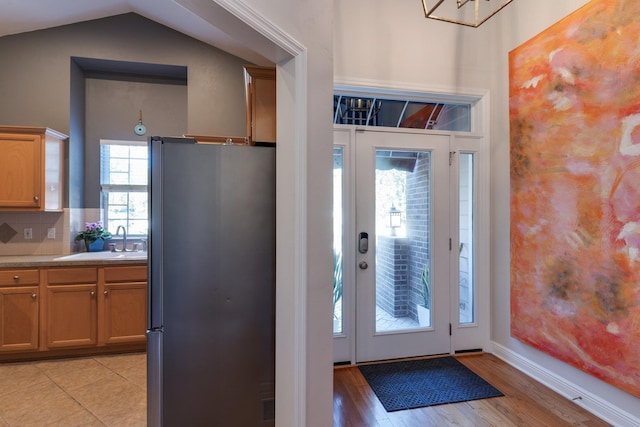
[0, 287, 39, 352]
[44, 134, 63, 211]
[245, 66, 276, 144]
[103, 282, 147, 344]
[0, 133, 41, 209]
[47, 284, 97, 348]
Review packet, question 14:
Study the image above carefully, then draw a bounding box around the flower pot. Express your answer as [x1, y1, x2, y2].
[416, 304, 431, 327]
[85, 239, 104, 252]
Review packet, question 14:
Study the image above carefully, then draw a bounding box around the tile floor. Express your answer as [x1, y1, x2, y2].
[0, 352, 146, 426]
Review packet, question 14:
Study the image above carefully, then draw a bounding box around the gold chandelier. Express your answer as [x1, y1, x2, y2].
[421, 0, 513, 28]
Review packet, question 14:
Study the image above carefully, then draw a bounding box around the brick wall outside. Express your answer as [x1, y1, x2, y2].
[375, 152, 432, 321]
[376, 236, 409, 316]
[406, 152, 431, 320]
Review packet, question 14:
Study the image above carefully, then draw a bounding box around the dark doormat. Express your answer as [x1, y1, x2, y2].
[358, 356, 504, 412]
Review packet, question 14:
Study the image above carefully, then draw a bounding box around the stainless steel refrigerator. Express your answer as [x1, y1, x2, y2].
[147, 137, 275, 426]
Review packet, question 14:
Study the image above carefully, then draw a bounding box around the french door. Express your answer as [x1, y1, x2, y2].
[333, 126, 489, 364]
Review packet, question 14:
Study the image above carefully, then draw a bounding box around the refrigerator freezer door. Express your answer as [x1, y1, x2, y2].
[149, 140, 275, 426]
[148, 136, 194, 331]
[146, 329, 162, 426]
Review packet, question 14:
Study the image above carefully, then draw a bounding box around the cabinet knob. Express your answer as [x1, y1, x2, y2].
[90, 291, 95, 297]
[34, 195, 39, 201]
[31, 293, 37, 300]
[104, 290, 108, 296]
[13, 275, 19, 281]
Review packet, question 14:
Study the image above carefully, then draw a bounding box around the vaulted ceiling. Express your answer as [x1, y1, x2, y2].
[0, 0, 274, 65]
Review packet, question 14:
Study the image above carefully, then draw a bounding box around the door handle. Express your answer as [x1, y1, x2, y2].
[358, 232, 369, 254]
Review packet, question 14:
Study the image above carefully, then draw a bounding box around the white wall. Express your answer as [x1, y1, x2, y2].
[335, 0, 492, 92]
[213, 1, 335, 426]
[335, 0, 640, 423]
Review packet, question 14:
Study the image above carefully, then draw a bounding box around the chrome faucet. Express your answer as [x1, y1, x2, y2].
[115, 225, 128, 252]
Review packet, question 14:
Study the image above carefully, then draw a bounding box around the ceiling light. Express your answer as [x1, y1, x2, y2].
[421, 0, 513, 28]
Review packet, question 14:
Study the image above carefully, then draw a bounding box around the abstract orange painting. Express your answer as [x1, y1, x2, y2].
[510, 0, 640, 397]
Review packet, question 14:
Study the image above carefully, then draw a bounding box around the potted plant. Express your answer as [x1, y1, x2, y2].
[417, 263, 430, 326]
[75, 221, 112, 252]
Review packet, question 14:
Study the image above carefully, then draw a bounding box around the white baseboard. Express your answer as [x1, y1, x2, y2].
[491, 342, 639, 427]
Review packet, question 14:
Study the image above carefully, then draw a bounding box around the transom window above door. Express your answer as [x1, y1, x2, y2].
[333, 92, 472, 132]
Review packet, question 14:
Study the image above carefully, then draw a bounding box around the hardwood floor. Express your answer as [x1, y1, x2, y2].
[333, 353, 611, 427]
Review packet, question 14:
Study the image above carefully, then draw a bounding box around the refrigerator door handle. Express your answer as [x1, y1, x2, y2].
[147, 329, 163, 427]
[148, 137, 163, 330]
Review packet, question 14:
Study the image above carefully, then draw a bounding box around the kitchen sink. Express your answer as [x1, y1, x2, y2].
[53, 251, 148, 261]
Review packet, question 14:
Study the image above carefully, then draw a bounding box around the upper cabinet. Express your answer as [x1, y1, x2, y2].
[183, 134, 247, 145]
[244, 66, 276, 145]
[0, 126, 66, 211]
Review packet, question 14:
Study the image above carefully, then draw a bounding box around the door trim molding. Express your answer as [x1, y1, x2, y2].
[334, 79, 488, 105]
[333, 84, 492, 364]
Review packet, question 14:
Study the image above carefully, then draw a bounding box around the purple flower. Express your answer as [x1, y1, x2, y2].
[76, 221, 112, 243]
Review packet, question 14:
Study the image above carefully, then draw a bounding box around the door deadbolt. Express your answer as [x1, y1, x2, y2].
[359, 261, 368, 270]
[358, 232, 369, 254]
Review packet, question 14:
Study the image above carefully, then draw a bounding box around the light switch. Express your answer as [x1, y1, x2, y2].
[47, 227, 56, 239]
[24, 228, 33, 240]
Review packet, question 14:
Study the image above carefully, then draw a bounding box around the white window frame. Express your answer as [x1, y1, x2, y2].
[99, 139, 149, 237]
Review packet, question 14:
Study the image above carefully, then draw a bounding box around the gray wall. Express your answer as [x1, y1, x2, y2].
[84, 78, 188, 206]
[69, 60, 86, 209]
[0, 13, 251, 208]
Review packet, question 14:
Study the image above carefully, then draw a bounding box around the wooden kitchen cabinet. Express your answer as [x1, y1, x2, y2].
[244, 66, 276, 145]
[0, 126, 66, 211]
[102, 265, 147, 345]
[0, 269, 40, 352]
[0, 263, 146, 360]
[45, 267, 98, 349]
[183, 134, 247, 145]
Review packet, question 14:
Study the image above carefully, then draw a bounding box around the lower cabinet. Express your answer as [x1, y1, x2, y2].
[0, 263, 146, 359]
[0, 288, 40, 351]
[46, 267, 98, 348]
[103, 265, 147, 345]
[0, 269, 40, 352]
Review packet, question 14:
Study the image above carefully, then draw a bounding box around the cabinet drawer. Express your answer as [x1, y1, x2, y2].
[47, 267, 97, 284]
[0, 269, 39, 286]
[104, 265, 147, 283]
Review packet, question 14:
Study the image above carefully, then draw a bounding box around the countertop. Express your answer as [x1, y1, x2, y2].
[0, 252, 148, 268]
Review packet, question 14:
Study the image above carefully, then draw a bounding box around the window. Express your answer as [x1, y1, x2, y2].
[100, 140, 148, 236]
[333, 94, 471, 132]
[333, 146, 344, 334]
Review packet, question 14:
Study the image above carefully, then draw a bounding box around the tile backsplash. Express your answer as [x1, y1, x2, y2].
[0, 208, 102, 256]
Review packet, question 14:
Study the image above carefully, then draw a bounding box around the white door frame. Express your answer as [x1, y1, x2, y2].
[333, 119, 490, 363]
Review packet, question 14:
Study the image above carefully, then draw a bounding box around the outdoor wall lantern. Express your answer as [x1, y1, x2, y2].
[421, 0, 514, 28]
[388, 204, 402, 236]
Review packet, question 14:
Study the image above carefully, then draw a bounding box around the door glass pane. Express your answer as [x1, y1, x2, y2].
[375, 149, 432, 332]
[459, 153, 474, 324]
[333, 147, 344, 334]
